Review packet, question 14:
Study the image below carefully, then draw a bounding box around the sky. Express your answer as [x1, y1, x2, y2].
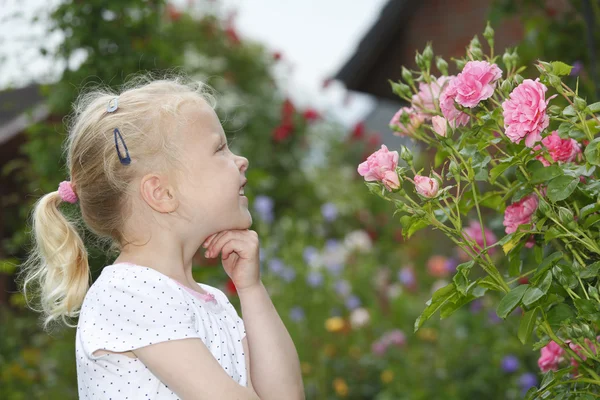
[0, 0, 389, 126]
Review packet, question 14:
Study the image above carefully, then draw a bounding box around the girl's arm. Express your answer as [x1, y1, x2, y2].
[133, 338, 261, 400]
[238, 282, 305, 400]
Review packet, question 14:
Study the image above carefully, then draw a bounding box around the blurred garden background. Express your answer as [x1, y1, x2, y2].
[0, 0, 599, 399]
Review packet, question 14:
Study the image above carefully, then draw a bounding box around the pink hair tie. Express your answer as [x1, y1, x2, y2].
[58, 181, 78, 203]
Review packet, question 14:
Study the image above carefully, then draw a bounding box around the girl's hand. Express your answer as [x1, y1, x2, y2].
[202, 229, 261, 292]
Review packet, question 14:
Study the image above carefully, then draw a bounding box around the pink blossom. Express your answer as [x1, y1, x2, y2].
[389, 107, 425, 137]
[439, 78, 471, 128]
[431, 115, 447, 137]
[463, 220, 497, 255]
[414, 175, 439, 198]
[503, 195, 538, 234]
[541, 131, 582, 163]
[538, 341, 565, 372]
[411, 75, 453, 119]
[357, 145, 400, 191]
[452, 61, 503, 108]
[502, 79, 552, 147]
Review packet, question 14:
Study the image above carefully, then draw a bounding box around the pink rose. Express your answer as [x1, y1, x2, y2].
[502, 79, 552, 147]
[357, 145, 400, 191]
[389, 107, 425, 137]
[463, 220, 497, 255]
[538, 341, 565, 372]
[439, 78, 471, 128]
[503, 194, 538, 234]
[411, 75, 453, 119]
[431, 115, 447, 137]
[541, 131, 582, 163]
[414, 175, 440, 198]
[452, 61, 503, 108]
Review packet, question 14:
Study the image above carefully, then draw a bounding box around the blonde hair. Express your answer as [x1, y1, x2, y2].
[18, 74, 217, 331]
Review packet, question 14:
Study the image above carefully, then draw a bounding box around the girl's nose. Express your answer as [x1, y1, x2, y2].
[237, 156, 249, 173]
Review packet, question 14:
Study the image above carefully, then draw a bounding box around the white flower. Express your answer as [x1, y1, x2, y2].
[343, 230, 373, 253]
[350, 308, 371, 329]
[387, 283, 403, 299]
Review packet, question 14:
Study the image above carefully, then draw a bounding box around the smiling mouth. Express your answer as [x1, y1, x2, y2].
[239, 180, 247, 196]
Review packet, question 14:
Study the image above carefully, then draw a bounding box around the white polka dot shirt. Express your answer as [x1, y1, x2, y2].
[76, 262, 247, 399]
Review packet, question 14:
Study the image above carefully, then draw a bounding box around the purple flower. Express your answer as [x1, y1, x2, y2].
[303, 246, 319, 265]
[345, 295, 362, 310]
[268, 258, 285, 275]
[518, 372, 538, 393]
[469, 299, 483, 313]
[570, 61, 584, 77]
[325, 263, 344, 276]
[281, 267, 296, 282]
[335, 279, 352, 297]
[321, 202, 338, 222]
[290, 306, 305, 322]
[325, 238, 340, 251]
[254, 195, 274, 223]
[501, 355, 520, 373]
[398, 267, 416, 286]
[488, 310, 502, 325]
[306, 271, 324, 288]
[445, 258, 459, 273]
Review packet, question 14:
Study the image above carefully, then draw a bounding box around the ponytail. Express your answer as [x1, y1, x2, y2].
[19, 190, 90, 331]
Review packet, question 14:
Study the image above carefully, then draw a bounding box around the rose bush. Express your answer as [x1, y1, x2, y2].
[364, 23, 600, 398]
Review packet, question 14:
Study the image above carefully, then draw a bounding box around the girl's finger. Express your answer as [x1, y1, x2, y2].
[202, 232, 220, 248]
[204, 231, 229, 253]
[221, 239, 245, 260]
[208, 231, 247, 258]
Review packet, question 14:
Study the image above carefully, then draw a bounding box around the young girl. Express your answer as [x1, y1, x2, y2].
[20, 77, 304, 400]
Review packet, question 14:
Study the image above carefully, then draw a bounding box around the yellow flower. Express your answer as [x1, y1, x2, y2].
[301, 362, 312, 375]
[417, 327, 438, 342]
[333, 377, 349, 397]
[325, 316, 346, 333]
[323, 343, 337, 357]
[381, 369, 394, 384]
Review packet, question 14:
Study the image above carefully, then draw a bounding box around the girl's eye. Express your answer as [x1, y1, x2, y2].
[218, 143, 227, 152]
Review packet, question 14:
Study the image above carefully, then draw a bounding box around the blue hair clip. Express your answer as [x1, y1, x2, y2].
[107, 97, 119, 113]
[113, 128, 131, 165]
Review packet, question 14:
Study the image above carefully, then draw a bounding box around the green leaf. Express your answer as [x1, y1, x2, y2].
[563, 105, 577, 117]
[533, 251, 563, 282]
[414, 283, 458, 332]
[584, 137, 600, 166]
[588, 102, 600, 113]
[496, 284, 529, 319]
[478, 276, 506, 292]
[453, 260, 474, 295]
[583, 214, 600, 229]
[547, 175, 579, 202]
[508, 251, 523, 277]
[490, 161, 513, 183]
[580, 203, 600, 219]
[528, 160, 563, 184]
[579, 261, 600, 280]
[440, 294, 477, 318]
[547, 303, 576, 329]
[574, 298, 599, 318]
[523, 272, 552, 306]
[551, 61, 573, 76]
[479, 193, 505, 211]
[407, 219, 429, 238]
[518, 307, 539, 344]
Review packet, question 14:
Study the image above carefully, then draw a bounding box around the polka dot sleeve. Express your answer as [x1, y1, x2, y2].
[81, 266, 204, 358]
[211, 287, 247, 339]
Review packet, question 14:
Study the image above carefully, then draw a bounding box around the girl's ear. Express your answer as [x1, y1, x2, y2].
[139, 173, 178, 213]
